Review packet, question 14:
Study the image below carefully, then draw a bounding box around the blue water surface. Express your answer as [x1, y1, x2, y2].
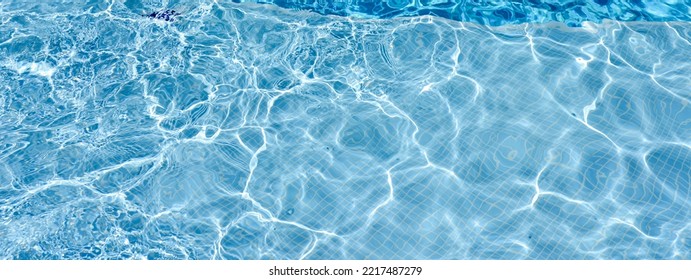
[0, 0, 689, 259]
[242, 0, 691, 26]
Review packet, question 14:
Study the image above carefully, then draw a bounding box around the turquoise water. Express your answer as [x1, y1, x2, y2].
[0, 0, 689, 259]
[244, 0, 691, 26]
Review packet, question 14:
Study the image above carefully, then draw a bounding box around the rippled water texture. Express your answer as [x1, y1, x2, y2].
[0, 1, 690, 259]
[243, 0, 691, 26]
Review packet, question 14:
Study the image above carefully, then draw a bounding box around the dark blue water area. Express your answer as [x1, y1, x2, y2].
[237, 0, 691, 26]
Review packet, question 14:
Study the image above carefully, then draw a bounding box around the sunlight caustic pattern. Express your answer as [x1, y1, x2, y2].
[241, 0, 691, 26]
[0, 1, 689, 259]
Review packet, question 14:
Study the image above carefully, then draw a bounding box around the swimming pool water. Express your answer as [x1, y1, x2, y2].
[242, 0, 691, 26]
[0, 1, 689, 259]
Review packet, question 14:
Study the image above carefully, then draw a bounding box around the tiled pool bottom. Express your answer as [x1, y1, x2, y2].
[0, 3, 690, 259]
[239, 0, 691, 26]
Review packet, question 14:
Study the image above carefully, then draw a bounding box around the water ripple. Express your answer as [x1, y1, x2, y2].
[241, 0, 691, 26]
[0, 1, 689, 259]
